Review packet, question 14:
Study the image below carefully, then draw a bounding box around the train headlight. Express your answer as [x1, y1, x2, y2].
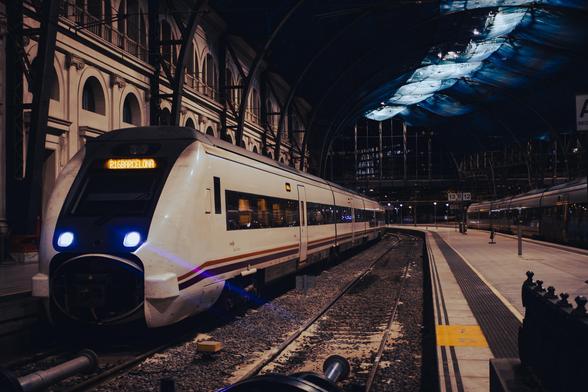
[123, 231, 142, 248]
[57, 232, 75, 248]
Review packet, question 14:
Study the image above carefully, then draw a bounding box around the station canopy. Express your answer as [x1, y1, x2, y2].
[364, 1, 588, 124]
[210, 0, 588, 156]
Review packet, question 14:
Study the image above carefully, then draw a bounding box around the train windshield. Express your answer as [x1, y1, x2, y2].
[70, 166, 164, 216]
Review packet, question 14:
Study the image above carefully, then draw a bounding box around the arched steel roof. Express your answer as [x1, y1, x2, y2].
[209, 0, 588, 169]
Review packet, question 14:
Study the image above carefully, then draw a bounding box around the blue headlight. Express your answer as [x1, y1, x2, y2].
[57, 232, 74, 247]
[123, 231, 142, 248]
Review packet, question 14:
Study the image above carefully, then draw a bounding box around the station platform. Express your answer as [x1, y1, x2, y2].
[403, 226, 588, 392]
[0, 261, 38, 297]
[0, 260, 41, 362]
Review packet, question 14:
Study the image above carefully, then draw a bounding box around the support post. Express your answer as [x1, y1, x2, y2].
[428, 131, 432, 181]
[170, 1, 208, 125]
[219, 35, 228, 140]
[378, 121, 383, 198]
[518, 220, 523, 256]
[234, 1, 305, 147]
[4, 0, 24, 243]
[403, 122, 407, 181]
[148, 0, 161, 125]
[22, 0, 60, 234]
[354, 123, 358, 186]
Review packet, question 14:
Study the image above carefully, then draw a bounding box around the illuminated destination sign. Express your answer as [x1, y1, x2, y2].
[448, 192, 471, 201]
[106, 158, 157, 170]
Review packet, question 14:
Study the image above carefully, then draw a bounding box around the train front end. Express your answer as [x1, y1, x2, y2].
[32, 127, 198, 327]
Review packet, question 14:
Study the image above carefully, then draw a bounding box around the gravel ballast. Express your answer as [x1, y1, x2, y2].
[96, 237, 399, 392]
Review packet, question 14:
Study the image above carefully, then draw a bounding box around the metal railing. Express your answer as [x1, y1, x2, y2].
[61, 5, 227, 105]
[519, 271, 588, 392]
[63, 6, 148, 62]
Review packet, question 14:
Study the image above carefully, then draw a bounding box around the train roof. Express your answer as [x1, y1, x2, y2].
[92, 126, 382, 207]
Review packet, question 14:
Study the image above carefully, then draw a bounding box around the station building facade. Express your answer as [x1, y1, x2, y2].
[0, 0, 311, 245]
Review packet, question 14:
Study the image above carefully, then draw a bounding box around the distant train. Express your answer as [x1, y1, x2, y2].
[467, 177, 588, 248]
[32, 127, 385, 327]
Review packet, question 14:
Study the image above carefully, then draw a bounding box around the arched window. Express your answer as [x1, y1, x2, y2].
[117, 1, 126, 46]
[139, 13, 147, 48]
[205, 53, 216, 89]
[235, 77, 242, 106]
[221, 132, 233, 144]
[104, 1, 112, 39]
[122, 93, 141, 125]
[160, 108, 171, 125]
[194, 49, 200, 78]
[279, 157, 285, 164]
[87, 0, 101, 19]
[82, 76, 105, 114]
[226, 69, 233, 104]
[185, 118, 196, 129]
[127, 0, 139, 42]
[161, 20, 172, 64]
[29, 58, 59, 101]
[206, 126, 215, 137]
[186, 49, 195, 76]
[251, 88, 260, 122]
[50, 67, 59, 101]
[252, 145, 258, 154]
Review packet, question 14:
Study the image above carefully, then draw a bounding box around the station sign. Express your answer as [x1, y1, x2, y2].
[447, 192, 471, 201]
[577, 94, 588, 131]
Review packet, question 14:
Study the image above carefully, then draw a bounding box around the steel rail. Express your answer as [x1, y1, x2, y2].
[237, 233, 403, 382]
[365, 255, 411, 391]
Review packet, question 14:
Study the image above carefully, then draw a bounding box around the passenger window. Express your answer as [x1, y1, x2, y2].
[225, 190, 299, 230]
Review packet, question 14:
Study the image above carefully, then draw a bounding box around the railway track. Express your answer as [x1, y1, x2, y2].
[235, 233, 417, 391]
[5, 234, 417, 391]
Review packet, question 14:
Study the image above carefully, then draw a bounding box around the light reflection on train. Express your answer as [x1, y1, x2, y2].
[467, 178, 587, 248]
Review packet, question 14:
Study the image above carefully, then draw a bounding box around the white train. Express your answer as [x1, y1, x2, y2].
[467, 177, 587, 248]
[32, 127, 385, 327]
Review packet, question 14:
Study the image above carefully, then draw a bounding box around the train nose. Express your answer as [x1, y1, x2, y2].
[50, 254, 144, 325]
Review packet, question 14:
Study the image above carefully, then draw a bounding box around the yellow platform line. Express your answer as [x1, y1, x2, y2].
[436, 325, 489, 348]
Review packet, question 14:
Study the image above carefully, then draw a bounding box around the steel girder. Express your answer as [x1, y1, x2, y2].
[170, 0, 209, 125]
[273, 9, 374, 162]
[148, 0, 161, 125]
[5, 1, 25, 234]
[19, 0, 60, 234]
[233, 0, 305, 148]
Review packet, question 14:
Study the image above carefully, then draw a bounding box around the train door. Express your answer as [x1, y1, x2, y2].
[297, 185, 308, 263]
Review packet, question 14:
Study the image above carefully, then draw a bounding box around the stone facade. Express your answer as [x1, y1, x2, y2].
[2, 0, 311, 225]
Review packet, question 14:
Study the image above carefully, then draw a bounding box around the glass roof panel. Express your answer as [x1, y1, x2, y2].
[442, 0, 588, 13]
[485, 8, 527, 38]
[395, 79, 457, 96]
[389, 93, 434, 105]
[408, 62, 483, 82]
[365, 106, 407, 121]
[461, 40, 504, 62]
